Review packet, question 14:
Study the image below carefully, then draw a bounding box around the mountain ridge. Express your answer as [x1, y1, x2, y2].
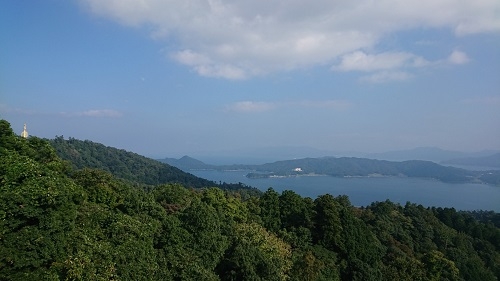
[442, 153, 500, 168]
[161, 155, 500, 185]
[2, 119, 499, 280]
[365, 147, 500, 162]
[49, 136, 258, 192]
[180, 146, 500, 165]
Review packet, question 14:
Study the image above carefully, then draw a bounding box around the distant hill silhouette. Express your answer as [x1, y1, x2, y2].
[163, 155, 500, 185]
[364, 147, 500, 162]
[172, 146, 500, 165]
[442, 153, 500, 168]
[159, 155, 215, 170]
[49, 136, 258, 192]
[2, 119, 499, 280]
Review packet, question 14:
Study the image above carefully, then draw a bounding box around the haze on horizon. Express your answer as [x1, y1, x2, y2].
[1, 0, 499, 159]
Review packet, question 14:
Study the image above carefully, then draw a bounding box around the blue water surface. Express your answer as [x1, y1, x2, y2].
[190, 170, 500, 212]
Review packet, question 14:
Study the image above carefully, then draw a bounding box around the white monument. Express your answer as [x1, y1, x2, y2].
[21, 123, 28, 138]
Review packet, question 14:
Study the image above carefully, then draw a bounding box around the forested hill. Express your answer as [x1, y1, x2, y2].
[1, 119, 500, 280]
[243, 157, 477, 183]
[163, 155, 500, 184]
[48, 136, 254, 191]
[160, 155, 217, 170]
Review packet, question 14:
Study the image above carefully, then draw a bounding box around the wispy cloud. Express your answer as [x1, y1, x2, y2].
[226, 101, 276, 113]
[332, 51, 429, 72]
[1, 105, 124, 118]
[226, 100, 352, 113]
[81, 0, 500, 79]
[360, 71, 413, 83]
[172, 50, 247, 79]
[0, 104, 38, 115]
[291, 100, 352, 110]
[60, 109, 123, 118]
[447, 50, 470, 65]
[332, 49, 470, 83]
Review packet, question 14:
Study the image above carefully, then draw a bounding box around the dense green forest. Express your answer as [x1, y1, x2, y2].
[1, 119, 500, 280]
[48, 136, 258, 194]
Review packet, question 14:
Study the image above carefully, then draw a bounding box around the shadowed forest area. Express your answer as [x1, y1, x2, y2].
[1, 119, 499, 280]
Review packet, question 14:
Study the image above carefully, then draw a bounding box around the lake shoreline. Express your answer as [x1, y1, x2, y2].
[189, 169, 500, 212]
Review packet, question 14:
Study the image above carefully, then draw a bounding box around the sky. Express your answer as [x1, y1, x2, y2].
[1, 0, 500, 160]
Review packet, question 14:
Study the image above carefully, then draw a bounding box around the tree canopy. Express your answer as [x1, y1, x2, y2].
[49, 135, 260, 195]
[1, 119, 499, 280]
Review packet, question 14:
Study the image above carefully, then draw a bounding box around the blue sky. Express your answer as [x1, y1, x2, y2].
[1, 0, 499, 159]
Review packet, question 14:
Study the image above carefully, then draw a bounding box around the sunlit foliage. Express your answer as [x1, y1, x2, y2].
[1, 119, 499, 280]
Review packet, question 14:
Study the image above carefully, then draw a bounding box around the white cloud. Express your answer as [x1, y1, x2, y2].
[332, 51, 425, 82]
[0, 104, 38, 115]
[360, 71, 413, 83]
[448, 50, 470, 65]
[333, 51, 429, 72]
[173, 50, 247, 79]
[61, 109, 123, 118]
[333, 49, 471, 82]
[173, 49, 211, 66]
[0, 105, 124, 118]
[226, 99, 351, 113]
[226, 101, 276, 113]
[292, 100, 352, 110]
[81, 109, 123, 117]
[81, 0, 500, 78]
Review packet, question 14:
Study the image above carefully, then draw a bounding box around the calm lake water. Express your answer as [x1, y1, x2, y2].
[190, 170, 500, 212]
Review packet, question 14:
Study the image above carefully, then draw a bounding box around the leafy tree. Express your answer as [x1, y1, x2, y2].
[313, 194, 343, 251]
[260, 188, 282, 233]
[49, 136, 261, 192]
[289, 249, 334, 281]
[152, 183, 194, 213]
[0, 125, 84, 279]
[422, 250, 459, 281]
[2, 119, 500, 280]
[180, 199, 230, 272]
[279, 190, 314, 230]
[217, 222, 292, 281]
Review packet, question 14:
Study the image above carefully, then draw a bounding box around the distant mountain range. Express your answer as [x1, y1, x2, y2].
[442, 153, 500, 168]
[48, 137, 258, 192]
[364, 147, 500, 163]
[159, 155, 500, 185]
[161, 155, 217, 171]
[187, 146, 500, 165]
[47, 134, 500, 188]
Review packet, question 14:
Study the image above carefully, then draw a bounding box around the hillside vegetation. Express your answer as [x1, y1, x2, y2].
[162, 155, 500, 185]
[49, 136, 257, 193]
[1, 119, 500, 280]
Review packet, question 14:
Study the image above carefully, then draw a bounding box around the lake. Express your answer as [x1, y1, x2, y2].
[190, 170, 500, 212]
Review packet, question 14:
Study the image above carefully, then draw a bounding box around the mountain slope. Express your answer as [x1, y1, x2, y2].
[242, 157, 475, 183]
[364, 147, 500, 162]
[159, 155, 214, 170]
[165, 155, 500, 184]
[48, 136, 244, 189]
[365, 147, 469, 162]
[2, 119, 500, 280]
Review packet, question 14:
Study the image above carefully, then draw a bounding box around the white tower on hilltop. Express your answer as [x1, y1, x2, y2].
[21, 123, 28, 138]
